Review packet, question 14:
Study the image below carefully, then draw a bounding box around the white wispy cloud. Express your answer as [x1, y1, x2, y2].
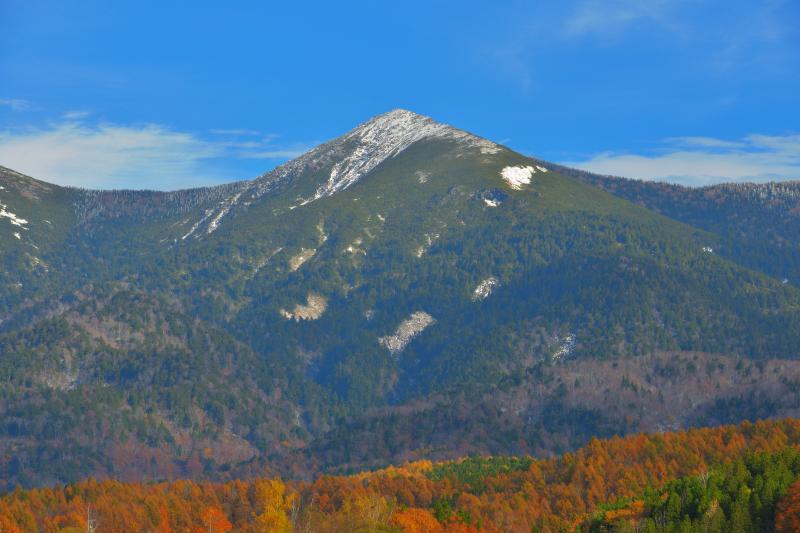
[61, 110, 92, 120]
[561, 134, 800, 186]
[0, 97, 34, 112]
[564, 0, 682, 39]
[208, 128, 263, 136]
[240, 147, 310, 159]
[665, 136, 746, 149]
[0, 121, 222, 189]
[0, 119, 311, 190]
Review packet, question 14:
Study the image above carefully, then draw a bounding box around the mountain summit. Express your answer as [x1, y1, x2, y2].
[50, 110, 506, 240]
[294, 108, 501, 202]
[1, 111, 800, 488]
[177, 109, 505, 237]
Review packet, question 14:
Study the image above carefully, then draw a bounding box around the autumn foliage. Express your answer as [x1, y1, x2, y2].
[2, 418, 800, 532]
[201, 506, 232, 532]
[776, 479, 800, 533]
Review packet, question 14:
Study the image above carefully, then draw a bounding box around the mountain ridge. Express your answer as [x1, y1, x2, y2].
[2, 109, 507, 238]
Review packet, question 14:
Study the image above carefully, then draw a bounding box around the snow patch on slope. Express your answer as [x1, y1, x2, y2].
[181, 208, 215, 240]
[316, 220, 328, 244]
[552, 333, 576, 362]
[180, 189, 246, 240]
[379, 311, 436, 354]
[280, 294, 327, 321]
[0, 199, 29, 228]
[472, 277, 499, 301]
[501, 165, 536, 190]
[249, 247, 283, 278]
[207, 191, 243, 234]
[41, 366, 79, 391]
[415, 232, 439, 258]
[29, 254, 48, 271]
[345, 238, 366, 255]
[289, 248, 316, 271]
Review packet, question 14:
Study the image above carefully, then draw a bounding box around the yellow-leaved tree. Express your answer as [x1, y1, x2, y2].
[254, 478, 296, 533]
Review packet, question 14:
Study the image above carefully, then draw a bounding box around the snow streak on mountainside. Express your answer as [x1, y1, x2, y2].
[0, 199, 28, 228]
[379, 311, 436, 354]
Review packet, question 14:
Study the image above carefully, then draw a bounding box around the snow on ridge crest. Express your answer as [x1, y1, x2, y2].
[307, 110, 501, 203]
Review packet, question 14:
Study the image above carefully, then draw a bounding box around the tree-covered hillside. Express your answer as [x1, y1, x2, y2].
[2, 110, 800, 488]
[551, 162, 800, 285]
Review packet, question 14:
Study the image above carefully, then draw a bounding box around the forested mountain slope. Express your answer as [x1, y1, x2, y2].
[550, 162, 800, 284]
[2, 110, 800, 489]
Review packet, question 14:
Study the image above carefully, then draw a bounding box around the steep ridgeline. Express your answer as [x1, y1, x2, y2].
[2, 110, 800, 489]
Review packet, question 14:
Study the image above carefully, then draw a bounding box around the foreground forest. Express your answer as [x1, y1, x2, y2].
[3, 418, 800, 532]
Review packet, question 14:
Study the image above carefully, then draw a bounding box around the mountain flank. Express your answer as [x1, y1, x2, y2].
[1, 110, 800, 488]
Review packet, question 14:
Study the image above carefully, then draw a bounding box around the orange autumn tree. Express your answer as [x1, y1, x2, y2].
[201, 506, 232, 533]
[392, 507, 443, 533]
[776, 480, 800, 533]
[0, 514, 24, 533]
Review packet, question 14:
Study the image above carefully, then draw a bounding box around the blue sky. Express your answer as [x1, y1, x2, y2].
[1, 0, 798, 189]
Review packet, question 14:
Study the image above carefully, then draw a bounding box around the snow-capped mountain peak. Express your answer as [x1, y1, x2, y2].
[178, 110, 505, 238]
[306, 109, 500, 202]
